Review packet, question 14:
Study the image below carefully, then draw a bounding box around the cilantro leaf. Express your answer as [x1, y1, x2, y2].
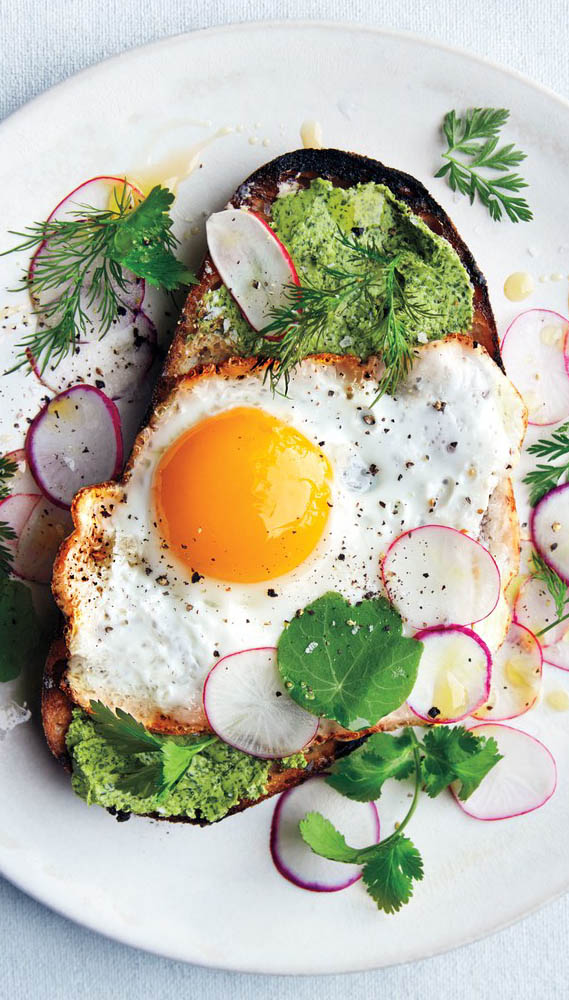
[0, 577, 41, 681]
[158, 736, 218, 798]
[89, 700, 162, 754]
[362, 836, 424, 914]
[421, 725, 502, 800]
[327, 730, 416, 801]
[299, 811, 362, 862]
[277, 592, 423, 731]
[117, 759, 163, 799]
[110, 185, 197, 290]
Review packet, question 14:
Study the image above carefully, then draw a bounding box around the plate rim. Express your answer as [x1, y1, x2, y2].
[2, 17, 569, 974]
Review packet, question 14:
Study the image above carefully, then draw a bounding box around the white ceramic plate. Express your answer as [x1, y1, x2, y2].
[1, 21, 569, 974]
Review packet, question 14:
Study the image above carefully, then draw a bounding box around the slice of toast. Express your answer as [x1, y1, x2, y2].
[42, 149, 521, 825]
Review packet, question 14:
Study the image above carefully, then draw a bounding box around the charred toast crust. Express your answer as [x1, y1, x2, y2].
[43, 148, 504, 825]
[164, 148, 499, 388]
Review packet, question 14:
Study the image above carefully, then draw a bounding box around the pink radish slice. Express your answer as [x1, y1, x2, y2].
[206, 209, 299, 331]
[408, 626, 491, 723]
[30, 310, 158, 399]
[501, 309, 569, 426]
[25, 385, 123, 509]
[531, 483, 569, 584]
[543, 641, 569, 671]
[202, 647, 319, 759]
[0, 494, 41, 564]
[382, 525, 501, 629]
[3, 450, 39, 495]
[270, 776, 380, 892]
[13, 498, 72, 584]
[515, 575, 569, 645]
[451, 723, 556, 820]
[472, 622, 542, 722]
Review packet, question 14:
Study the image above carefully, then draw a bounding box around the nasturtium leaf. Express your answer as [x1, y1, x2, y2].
[277, 592, 423, 731]
[0, 578, 41, 682]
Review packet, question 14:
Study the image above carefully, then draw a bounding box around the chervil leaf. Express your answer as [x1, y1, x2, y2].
[362, 836, 424, 914]
[327, 730, 416, 801]
[299, 811, 362, 863]
[0, 577, 41, 681]
[523, 422, 569, 506]
[421, 725, 502, 800]
[89, 701, 162, 754]
[277, 592, 423, 731]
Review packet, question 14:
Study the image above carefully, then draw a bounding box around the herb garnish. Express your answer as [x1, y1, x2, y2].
[89, 701, 217, 800]
[523, 422, 569, 507]
[528, 551, 569, 638]
[2, 184, 197, 374]
[258, 233, 435, 399]
[0, 455, 18, 578]
[277, 592, 423, 731]
[0, 577, 41, 681]
[301, 726, 502, 914]
[435, 108, 532, 222]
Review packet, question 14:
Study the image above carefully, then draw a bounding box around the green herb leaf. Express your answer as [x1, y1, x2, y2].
[327, 730, 416, 801]
[277, 592, 423, 731]
[117, 759, 163, 799]
[530, 551, 569, 622]
[436, 108, 532, 223]
[110, 185, 197, 290]
[299, 811, 362, 863]
[362, 836, 424, 914]
[158, 736, 218, 798]
[523, 422, 569, 506]
[89, 700, 163, 754]
[0, 577, 41, 681]
[0, 454, 18, 578]
[421, 725, 502, 800]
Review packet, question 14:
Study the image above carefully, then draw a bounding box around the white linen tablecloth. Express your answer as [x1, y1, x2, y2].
[0, 1, 567, 996]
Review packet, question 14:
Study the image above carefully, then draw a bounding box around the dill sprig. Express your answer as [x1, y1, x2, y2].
[0, 456, 18, 577]
[435, 108, 532, 223]
[523, 422, 569, 507]
[258, 233, 435, 397]
[2, 183, 196, 374]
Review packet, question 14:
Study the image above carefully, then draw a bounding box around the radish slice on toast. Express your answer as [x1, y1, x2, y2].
[270, 776, 380, 892]
[202, 647, 319, 758]
[451, 723, 556, 820]
[206, 209, 299, 331]
[382, 525, 501, 628]
[25, 385, 123, 509]
[408, 625, 491, 723]
[531, 483, 569, 584]
[501, 309, 569, 425]
[472, 622, 542, 721]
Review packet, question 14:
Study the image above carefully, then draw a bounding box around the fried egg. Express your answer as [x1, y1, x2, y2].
[60, 337, 526, 730]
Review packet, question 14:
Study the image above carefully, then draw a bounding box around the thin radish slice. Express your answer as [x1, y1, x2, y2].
[451, 723, 556, 820]
[531, 483, 569, 584]
[543, 641, 569, 671]
[472, 622, 542, 721]
[202, 647, 319, 759]
[206, 209, 299, 331]
[514, 575, 569, 645]
[501, 309, 569, 426]
[0, 495, 41, 565]
[408, 625, 491, 723]
[270, 776, 380, 892]
[382, 525, 501, 629]
[13, 498, 72, 584]
[25, 385, 123, 509]
[30, 310, 158, 399]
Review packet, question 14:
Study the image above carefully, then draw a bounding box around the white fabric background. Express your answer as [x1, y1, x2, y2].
[0, 1, 567, 996]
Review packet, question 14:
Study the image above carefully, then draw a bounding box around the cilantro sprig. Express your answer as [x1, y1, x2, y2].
[523, 422, 569, 507]
[2, 183, 197, 374]
[89, 701, 217, 800]
[277, 592, 423, 731]
[435, 108, 532, 222]
[301, 726, 501, 914]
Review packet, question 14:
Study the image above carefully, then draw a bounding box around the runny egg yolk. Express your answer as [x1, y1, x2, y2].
[154, 406, 333, 583]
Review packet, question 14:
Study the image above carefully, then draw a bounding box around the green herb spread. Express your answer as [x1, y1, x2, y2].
[195, 178, 473, 357]
[67, 710, 305, 821]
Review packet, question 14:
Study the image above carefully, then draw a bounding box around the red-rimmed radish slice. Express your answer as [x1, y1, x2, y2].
[530, 483, 569, 584]
[206, 209, 299, 332]
[25, 385, 123, 509]
[514, 575, 569, 645]
[202, 646, 319, 759]
[407, 625, 491, 723]
[472, 622, 542, 721]
[543, 640, 569, 671]
[451, 723, 556, 820]
[501, 309, 569, 426]
[270, 776, 380, 892]
[382, 525, 501, 628]
[13, 498, 72, 584]
[0, 494, 41, 564]
[30, 310, 158, 399]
